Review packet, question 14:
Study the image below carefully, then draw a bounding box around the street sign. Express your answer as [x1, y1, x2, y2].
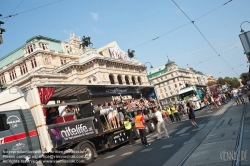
[239, 30, 250, 62]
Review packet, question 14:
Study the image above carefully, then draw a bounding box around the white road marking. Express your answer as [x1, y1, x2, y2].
[161, 144, 174, 149]
[179, 133, 189, 136]
[168, 129, 177, 135]
[121, 152, 134, 156]
[192, 123, 206, 131]
[104, 155, 116, 159]
[175, 126, 191, 135]
[140, 148, 153, 152]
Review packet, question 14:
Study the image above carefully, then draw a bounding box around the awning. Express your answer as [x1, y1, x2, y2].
[34, 83, 154, 100]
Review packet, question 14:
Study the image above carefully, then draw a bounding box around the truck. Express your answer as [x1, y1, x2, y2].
[0, 83, 158, 165]
[178, 84, 207, 110]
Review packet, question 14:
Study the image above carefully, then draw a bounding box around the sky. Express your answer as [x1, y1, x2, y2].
[0, 0, 249, 79]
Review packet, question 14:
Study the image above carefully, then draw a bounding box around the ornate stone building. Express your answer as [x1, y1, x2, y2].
[0, 34, 149, 88]
[148, 59, 208, 107]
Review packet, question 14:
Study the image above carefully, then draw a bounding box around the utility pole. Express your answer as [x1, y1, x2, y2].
[0, 14, 6, 44]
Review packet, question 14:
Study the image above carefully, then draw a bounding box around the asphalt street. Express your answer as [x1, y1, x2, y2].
[89, 105, 224, 166]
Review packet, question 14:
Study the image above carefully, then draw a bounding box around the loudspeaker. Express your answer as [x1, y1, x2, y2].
[77, 93, 93, 118]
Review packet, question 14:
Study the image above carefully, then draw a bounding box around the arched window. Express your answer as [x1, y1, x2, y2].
[117, 75, 123, 84]
[138, 76, 142, 85]
[109, 74, 115, 84]
[125, 75, 130, 85]
[132, 76, 136, 85]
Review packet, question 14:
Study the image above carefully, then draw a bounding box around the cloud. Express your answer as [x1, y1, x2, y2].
[90, 12, 98, 20]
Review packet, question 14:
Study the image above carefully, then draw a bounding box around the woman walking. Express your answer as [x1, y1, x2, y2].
[186, 102, 199, 129]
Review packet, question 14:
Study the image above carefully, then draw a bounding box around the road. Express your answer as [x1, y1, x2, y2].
[89, 105, 224, 166]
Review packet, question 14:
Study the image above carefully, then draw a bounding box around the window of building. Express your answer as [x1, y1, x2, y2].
[161, 77, 163, 80]
[167, 81, 169, 85]
[176, 72, 178, 76]
[61, 59, 67, 65]
[20, 63, 28, 75]
[160, 89, 163, 93]
[177, 78, 179, 81]
[165, 75, 167, 79]
[173, 79, 175, 83]
[168, 86, 171, 90]
[0, 75, 6, 84]
[41, 43, 46, 50]
[27, 45, 34, 54]
[164, 88, 166, 91]
[9, 69, 17, 81]
[171, 74, 173, 77]
[175, 84, 177, 88]
[0, 114, 10, 131]
[165, 93, 168, 96]
[31, 58, 37, 68]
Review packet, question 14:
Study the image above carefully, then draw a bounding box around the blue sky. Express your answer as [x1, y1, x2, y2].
[0, 0, 249, 79]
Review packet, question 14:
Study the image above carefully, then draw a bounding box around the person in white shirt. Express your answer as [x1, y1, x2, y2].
[232, 88, 240, 105]
[154, 107, 170, 139]
[58, 100, 67, 116]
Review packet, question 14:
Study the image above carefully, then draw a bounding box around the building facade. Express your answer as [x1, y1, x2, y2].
[148, 59, 208, 107]
[0, 34, 149, 89]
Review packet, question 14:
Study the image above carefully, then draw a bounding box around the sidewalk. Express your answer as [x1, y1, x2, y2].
[163, 102, 250, 166]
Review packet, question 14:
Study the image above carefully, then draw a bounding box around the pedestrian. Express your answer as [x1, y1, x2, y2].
[124, 115, 135, 145]
[166, 106, 174, 123]
[237, 88, 245, 104]
[171, 104, 181, 122]
[135, 110, 150, 147]
[232, 88, 240, 105]
[203, 96, 210, 110]
[154, 107, 170, 139]
[247, 84, 250, 102]
[186, 102, 199, 129]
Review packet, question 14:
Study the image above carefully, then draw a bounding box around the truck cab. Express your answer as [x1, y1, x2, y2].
[0, 87, 41, 166]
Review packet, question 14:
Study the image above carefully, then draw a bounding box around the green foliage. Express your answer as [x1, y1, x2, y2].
[216, 76, 240, 88]
[240, 72, 249, 85]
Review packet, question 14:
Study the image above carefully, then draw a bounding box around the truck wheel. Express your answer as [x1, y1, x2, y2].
[79, 144, 94, 165]
[148, 120, 156, 133]
[132, 126, 140, 139]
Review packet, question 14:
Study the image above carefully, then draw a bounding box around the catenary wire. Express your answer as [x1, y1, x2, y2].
[172, 0, 240, 77]
[4, 0, 25, 23]
[1, 0, 63, 19]
[189, 46, 240, 66]
[132, 0, 233, 49]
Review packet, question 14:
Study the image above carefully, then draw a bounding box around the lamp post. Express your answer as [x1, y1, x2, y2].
[144, 62, 162, 109]
[239, 21, 250, 81]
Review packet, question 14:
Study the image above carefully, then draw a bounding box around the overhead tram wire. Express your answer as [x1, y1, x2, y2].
[131, 0, 233, 49]
[4, 0, 25, 23]
[189, 45, 240, 66]
[172, 0, 239, 77]
[1, 0, 63, 19]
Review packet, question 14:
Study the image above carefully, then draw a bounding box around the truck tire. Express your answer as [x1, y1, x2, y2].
[148, 120, 156, 133]
[78, 143, 95, 165]
[132, 126, 140, 139]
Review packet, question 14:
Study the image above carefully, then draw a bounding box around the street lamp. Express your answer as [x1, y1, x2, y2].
[144, 62, 153, 69]
[239, 21, 250, 80]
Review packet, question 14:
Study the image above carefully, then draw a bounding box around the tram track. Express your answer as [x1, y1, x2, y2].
[232, 103, 247, 166]
[177, 102, 236, 166]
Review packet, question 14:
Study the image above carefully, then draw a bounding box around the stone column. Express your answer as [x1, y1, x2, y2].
[15, 66, 21, 77]
[128, 76, 133, 85]
[113, 74, 119, 85]
[4, 72, 10, 83]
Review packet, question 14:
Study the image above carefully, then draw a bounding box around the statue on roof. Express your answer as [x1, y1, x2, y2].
[79, 36, 93, 50]
[127, 49, 135, 59]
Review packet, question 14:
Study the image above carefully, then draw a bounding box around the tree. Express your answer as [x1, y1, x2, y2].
[217, 77, 226, 85]
[207, 81, 216, 86]
[240, 72, 249, 85]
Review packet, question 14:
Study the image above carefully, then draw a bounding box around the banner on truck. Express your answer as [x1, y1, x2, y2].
[48, 118, 96, 147]
[88, 87, 140, 95]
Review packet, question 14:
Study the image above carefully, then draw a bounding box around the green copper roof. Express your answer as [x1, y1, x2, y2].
[0, 35, 63, 69]
[148, 68, 165, 78]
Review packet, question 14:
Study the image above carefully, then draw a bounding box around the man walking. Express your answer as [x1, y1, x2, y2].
[171, 104, 181, 122]
[154, 107, 170, 139]
[135, 110, 150, 146]
[124, 115, 135, 145]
